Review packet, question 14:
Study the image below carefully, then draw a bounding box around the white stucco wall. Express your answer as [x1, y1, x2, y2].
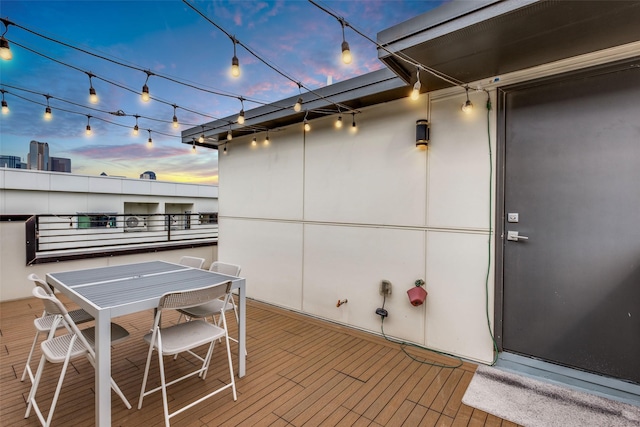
[217, 88, 497, 364]
[215, 40, 640, 364]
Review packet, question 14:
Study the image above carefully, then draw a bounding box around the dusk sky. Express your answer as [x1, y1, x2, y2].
[0, 0, 444, 184]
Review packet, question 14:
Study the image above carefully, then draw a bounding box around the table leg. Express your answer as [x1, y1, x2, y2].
[238, 281, 246, 377]
[94, 310, 111, 426]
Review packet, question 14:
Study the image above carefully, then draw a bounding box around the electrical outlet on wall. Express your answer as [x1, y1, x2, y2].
[379, 280, 392, 295]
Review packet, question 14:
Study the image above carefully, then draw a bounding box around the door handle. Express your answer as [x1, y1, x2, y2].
[507, 230, 529, 241]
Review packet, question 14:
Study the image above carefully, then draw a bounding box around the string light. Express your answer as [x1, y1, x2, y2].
[303, 111, 310, 131]
[231, 37, 240, 77]
[411, 69, 421, 101]
[264, 131, 270, 145]
[141, 70, 153, 102]
[237, 98, 245, 124]
[44, 95, 52, 120]
[223, 144, 227, 154]
[351, 113, 357, 130]
[293, 97, 303, 112]
[85, 115, 92, 135]
[199, 126, 205, 143]
[227, 128, 233, 141]
[172, 105, 179, 128]
[335, 115, 343, 129]
[251, 136, 257, 146]
[339, 18, 352, 65]
[0, 18, 13, 60]
[133, 115, 140, 136]
[192, 138, 197, 152]
[87, 72, 98, 104]
[309, 1, 472, 101]
[1, 89, 9, 114]
[182, 1, 358, 120]
[462, 87, 473, 113]
[147, 129, 153, 145]
[8, 13, 360, 139]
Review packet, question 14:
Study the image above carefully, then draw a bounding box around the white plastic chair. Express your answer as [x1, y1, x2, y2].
[138, 281, 237, 427]
[178, 256, 205, 269]
[25, 286, 131, 427]
[21, 273, 94, 384]
[175, 262, 243, 350]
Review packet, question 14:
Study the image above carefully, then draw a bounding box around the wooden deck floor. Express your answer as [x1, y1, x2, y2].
[0, 295, 519, 426]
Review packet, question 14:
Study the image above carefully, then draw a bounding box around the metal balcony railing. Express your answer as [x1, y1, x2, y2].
[26, 213, 218, 265]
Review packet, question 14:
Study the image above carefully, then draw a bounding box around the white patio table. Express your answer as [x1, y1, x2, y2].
[46, 260, 246, 427]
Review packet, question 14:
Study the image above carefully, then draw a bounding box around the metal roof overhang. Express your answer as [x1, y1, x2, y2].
[378, 0, 640, 90]
[183, 0, 640, 149]
[182, 68, 408, 148]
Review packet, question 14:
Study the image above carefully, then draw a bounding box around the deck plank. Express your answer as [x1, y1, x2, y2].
[0, 295, 521, 427]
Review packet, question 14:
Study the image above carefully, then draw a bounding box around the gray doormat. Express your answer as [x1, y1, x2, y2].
[462, 365, 640, 427]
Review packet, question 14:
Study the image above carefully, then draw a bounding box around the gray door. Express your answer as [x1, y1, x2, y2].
[500, 60, 640, 384]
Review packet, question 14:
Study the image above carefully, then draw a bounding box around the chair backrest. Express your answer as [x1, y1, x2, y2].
[27, 273, 55, 296]
[209, 262, 241, 277]
[158, 281, 232, 311]
[179, 256, 205, 269]
[31, 286, 93, 352]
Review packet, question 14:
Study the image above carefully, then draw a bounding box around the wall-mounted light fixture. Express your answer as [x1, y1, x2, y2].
[416, 119, 429, 149]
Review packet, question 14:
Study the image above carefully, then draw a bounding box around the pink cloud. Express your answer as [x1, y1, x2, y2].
[70, 143, 188, 161]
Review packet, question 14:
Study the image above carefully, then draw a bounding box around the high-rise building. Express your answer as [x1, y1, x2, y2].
[27, 140, 49, 171]
[0, 155, 24, 168]
[50, 157, 71, 173]
[26, 140, 71, 172]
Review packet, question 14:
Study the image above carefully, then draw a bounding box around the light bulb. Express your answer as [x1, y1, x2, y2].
[89, 87, 98, 104]
[199, 134, 204, 143]
[411, 81, 421, 101]
[304, 121, 311, 132]
[264, 135, 270, 145]
[223, 145, 228, 154]
[238, 110, 245, 124]
[148, 137, 153, 145]
[172, 115, 179, 128]
[1, 100, 8, 114]
[85, 125, 92, 135]
[133, 125, 139, 136]
[251, 137, 257, 146]
[231, 56, 240, 77]
[341, 41, 352, 64]
[141, 84, 150, 102]
[44, 106, 52, 120]
[192, 143, 196, 152]
[462, 99, 473, 114]
[294, 97, 302, 112]
[335, 116, 343, 129]
[227, 130, 233, 140]
[0, 37, 12, 60]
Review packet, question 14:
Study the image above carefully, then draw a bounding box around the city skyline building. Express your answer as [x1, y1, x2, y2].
[23, 140, 71, 173]
[27, 140, 49, 171]
[140, 171, 157, 180]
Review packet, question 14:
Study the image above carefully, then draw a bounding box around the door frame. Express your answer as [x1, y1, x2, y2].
[493, 56, 640, 353]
